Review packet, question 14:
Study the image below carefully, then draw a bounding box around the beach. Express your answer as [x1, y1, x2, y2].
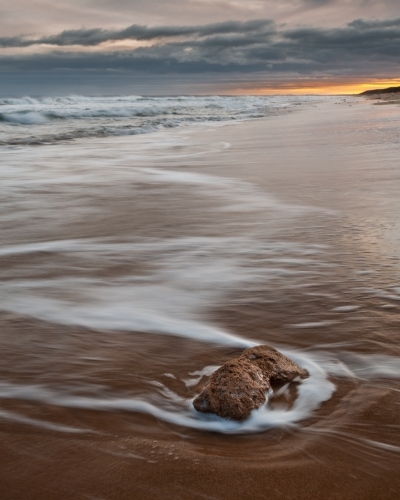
[363, 88, 400, 105]
[0, 96, 400, 499]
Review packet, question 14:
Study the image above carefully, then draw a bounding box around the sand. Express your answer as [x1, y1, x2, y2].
[363, 91, 400, 104]
[1, 97, 400, 499]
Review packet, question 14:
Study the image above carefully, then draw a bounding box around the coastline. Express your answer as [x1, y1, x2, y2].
[1, 97, 400, 499]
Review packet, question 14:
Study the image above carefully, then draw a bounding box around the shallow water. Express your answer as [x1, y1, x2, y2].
[0, 95, 399, 498]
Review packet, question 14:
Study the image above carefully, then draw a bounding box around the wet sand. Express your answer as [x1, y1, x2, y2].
[1, 97, 400, 499]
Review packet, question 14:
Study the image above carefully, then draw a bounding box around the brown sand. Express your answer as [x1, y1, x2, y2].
[1, 97, 400, 499]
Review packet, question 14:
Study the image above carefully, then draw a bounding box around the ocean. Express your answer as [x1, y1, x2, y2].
[0, 94, 317, 146]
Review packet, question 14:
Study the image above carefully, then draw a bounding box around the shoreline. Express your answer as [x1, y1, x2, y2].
[1, 97, 400, 499]
[362, 91, 400, 105]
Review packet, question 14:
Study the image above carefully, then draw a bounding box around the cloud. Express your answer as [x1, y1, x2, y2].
[0, 19, 274, 48]
[1, 16, 400, 89]
[3, 0, 400, 42]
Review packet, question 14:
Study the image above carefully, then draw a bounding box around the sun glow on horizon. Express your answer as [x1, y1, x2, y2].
[231, 79, 400, 95]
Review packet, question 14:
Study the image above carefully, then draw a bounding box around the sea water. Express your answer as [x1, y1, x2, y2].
[0, 95, 400, 446]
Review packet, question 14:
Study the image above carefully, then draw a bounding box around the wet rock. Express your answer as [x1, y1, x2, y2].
[239, 345, 309, 383]
[193, 345, 308, 421]
[193, 357, 270, 421]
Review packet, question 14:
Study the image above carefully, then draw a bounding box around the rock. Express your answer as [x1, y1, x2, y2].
[239, 345, 309, 383]
[193, 358, 270, 421]
[193, 345, 308, 421]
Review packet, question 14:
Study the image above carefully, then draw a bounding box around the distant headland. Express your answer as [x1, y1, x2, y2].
[360, 86, 400, 96]
[359, 85, 400, 104]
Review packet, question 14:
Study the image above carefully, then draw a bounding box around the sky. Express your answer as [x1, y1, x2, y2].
[1, 0, 400, 95]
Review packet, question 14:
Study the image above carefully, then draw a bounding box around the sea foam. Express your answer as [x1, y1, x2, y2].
[1, 350, 399, 435]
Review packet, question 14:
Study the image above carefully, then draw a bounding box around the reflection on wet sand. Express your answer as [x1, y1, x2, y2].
[0, 97, 400, 499]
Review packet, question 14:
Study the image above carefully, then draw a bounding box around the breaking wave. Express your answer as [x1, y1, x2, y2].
[0, 94, 326, 146]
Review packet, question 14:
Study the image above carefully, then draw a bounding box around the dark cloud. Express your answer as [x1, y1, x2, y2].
[0, 19, 274, 48]
[2, 1, 400, 96]
[348, 17, 400, 29]
[1, 16, 399, 94]
[302, 0, 336, 4]
[3, 0, 400, 42]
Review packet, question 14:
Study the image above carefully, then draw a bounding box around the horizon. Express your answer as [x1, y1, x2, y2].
[2, 81, 400, 98]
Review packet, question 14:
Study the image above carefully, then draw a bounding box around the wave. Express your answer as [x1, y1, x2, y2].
[0, 349, 334, 434]
[0, 111, 49, 125]
[0, 122, 166, 145]
[0, 162, 330, 346]
[0, 94, 300, 107]
[0, 115, 257, 146]
[0, 95, 279, 121]
[1, 350, 399, 435]
[1, 107, 247, 123]
[0, 95, 145, 106]
[0, 156, 328, 346]
[0, 94, 327, 146]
